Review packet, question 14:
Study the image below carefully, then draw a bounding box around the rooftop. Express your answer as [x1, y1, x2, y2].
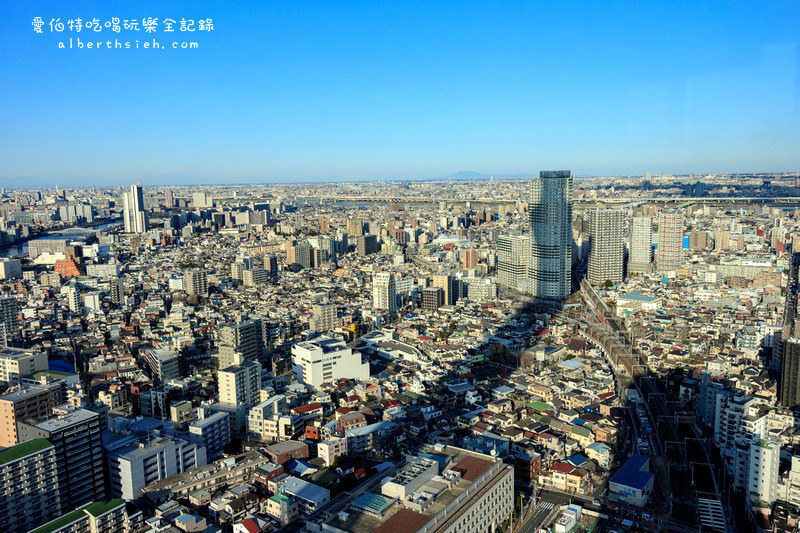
[0, 438, 53, 465]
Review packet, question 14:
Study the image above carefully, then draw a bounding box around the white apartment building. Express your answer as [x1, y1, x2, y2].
[247, 395, 288, 441]
[372, 272, 397, 315]
[219, 360, 261, 406]
[105, 434, 207, 501]
[317, 437, 348, 466]
[291, 336, 369, 388]
[748, 437, 779, 506]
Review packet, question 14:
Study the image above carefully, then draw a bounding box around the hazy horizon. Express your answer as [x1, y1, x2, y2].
[2, 1, 799, 188]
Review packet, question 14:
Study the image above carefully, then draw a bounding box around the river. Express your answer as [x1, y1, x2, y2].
[0, 221, 122, 258]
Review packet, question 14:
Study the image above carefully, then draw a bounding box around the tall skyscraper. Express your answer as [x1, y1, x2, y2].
[656, 210, 684, 273]
[587, 208, 624, 286]
[372, 272, 397, 315]
[629, 216, 653, 274]
[528, 170, 573, 301]
[164, 189, 174, 207]
[122, 183, 149, 234]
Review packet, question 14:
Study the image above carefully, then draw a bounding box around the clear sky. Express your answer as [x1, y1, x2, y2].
[1, 0, 799, 187]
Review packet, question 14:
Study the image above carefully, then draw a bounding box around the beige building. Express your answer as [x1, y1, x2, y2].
[0, 346, 48, 387]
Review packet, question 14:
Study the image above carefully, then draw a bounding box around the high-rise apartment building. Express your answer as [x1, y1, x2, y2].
[497, 234, 530, 292]
[0, 258, 22, 280]
[0, 296, 20, 346]
[372, 272, 397, 315]
[422, 287, 444, 311]
[217, 317, 264, 368]
[781, 338, 800, 407]
[122, 183, 149, 234]
[183, 269, 208, 297]
[587, 208, 624, 286]
[528, 170, 573, 301]
[346, 218, 364, 237]
[0, 438, 61, 533]
[188, 410, 231, 461]
[748, 437, 779, 506]
[357, 235, 379, 256]
[629, 216, 653, 274]
[291, 336, 369, 388]
[32, 500, 130, 533]
[310, 304, 338, 333]
[17, 408, 107, 514]
[105, 433, 206, 501]
[432, 273, 457, 306]
[656, 210, 684, 273]
[192, 191, 213, 208]
[164, 189, 174, 207]
[219, 361, 262, 407]
[462, 248, 479, 270]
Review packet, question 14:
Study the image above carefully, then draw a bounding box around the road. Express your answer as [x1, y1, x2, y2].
[516, 491, 571, 533]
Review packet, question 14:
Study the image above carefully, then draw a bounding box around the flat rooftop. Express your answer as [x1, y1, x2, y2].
[329, 446, 508, 533]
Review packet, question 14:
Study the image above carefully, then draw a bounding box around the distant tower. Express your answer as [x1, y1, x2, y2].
[587, 208, 624, 286]
[629, 216, 653, 274]
[528, 171, 573, 301]
[122, 183, 149, 233]
[656, 210, 684, 273]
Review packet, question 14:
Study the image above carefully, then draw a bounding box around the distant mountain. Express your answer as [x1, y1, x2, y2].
[443, 171, 535, 180]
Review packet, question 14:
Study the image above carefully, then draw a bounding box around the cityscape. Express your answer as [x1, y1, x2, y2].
[0, 172, 800, 533]
[3, 1, 800, 533]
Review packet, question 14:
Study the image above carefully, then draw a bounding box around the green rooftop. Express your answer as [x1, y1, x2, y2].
[0, 438, 53, 465]
[270, 493, 294, 503]
[30, 509, 86, 533]
[31, 500, 124, 533]
[84, 499, 124, 517]
[527, 401, 555, 412]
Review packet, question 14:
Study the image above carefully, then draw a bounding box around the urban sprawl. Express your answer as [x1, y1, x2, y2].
[2, 172, 800, 533]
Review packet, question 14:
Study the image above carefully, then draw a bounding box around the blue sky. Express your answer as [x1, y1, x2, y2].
[1, 0, 799, 187]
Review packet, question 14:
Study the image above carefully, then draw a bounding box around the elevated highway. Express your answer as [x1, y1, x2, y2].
[577, 280, 728, 533]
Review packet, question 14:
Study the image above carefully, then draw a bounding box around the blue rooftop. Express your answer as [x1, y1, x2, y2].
[559, 358, 585, 370]
[619, 291, 657, 302]
[566, 453, 588, 466]
[610, 454, 654, 491]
